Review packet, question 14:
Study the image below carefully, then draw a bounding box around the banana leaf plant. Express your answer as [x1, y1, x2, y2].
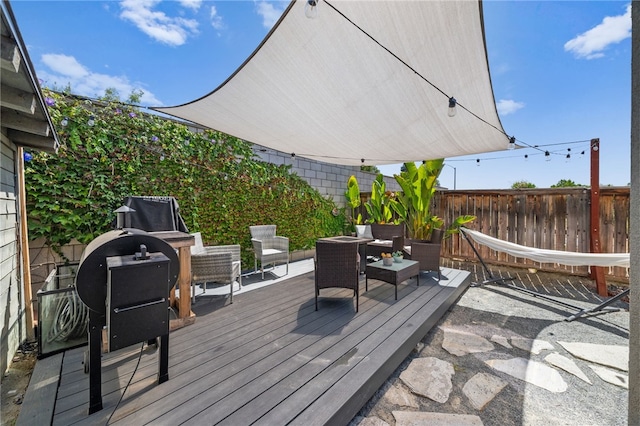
[391, 159, 475, 240]
[364, 173, 394, 224]
[344, 175, 362, 232]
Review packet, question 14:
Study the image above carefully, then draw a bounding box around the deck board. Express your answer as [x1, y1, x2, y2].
[25, 266, 470, 426]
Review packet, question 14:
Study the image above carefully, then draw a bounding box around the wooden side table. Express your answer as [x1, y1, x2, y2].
[149, 231, 195, 329]
[366, 259, 420, 300]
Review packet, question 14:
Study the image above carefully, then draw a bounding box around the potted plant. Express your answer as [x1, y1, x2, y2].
[392, 250, 404, 262]
[364, 174, 395, 225]
[391, 159, 475, 241]
[345, 175, 362, 235]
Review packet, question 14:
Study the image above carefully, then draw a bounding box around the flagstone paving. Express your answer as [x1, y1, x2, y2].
[350, 264, 629, 426]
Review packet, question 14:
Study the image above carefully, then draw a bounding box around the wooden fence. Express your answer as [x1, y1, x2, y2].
[432, 187, 630, 282]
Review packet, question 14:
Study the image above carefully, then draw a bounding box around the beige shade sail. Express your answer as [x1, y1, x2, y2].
[155, 0, 508, 166]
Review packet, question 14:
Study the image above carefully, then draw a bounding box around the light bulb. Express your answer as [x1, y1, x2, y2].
[448, 97, 457, 117]
[545, 151, 551, 162]
[524, 154, 528, 162]
[61, 117, 68, 127]
[305, 0, 318, 19]
[87, 116, 95, 126]
[508, 136, 515, 150]
[566, 154, 571, 163]
[476, 159, 480, 167]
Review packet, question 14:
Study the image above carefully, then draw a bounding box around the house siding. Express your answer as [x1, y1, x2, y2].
[0, 135, 23, 374]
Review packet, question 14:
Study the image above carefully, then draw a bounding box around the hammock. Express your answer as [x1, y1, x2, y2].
[461, 228, 630, 268]
[459, 228, 630, 322]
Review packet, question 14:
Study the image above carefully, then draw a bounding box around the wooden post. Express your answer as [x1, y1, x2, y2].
[18, 147, 35, 339]
[589, 138, 607, 296]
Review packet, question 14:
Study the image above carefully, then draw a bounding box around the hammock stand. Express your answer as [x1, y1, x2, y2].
[459, 228, 630, 322]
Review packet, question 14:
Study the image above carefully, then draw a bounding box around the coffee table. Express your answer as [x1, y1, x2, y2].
[365, 259, 420, 300]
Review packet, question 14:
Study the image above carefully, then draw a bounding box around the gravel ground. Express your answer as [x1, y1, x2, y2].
[350, 263, 630, 426]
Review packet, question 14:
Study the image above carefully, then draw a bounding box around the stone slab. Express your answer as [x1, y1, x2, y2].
[588, 364, 629, 389]
[485, 357, 568, 393]
[544, 352, 592, 384]
[557, 341, 628, 372]
[400, 357, 454, 403]
[441, 328, 494, 356]
[393, 411, 484, 426]
[462, 372, 508, 410]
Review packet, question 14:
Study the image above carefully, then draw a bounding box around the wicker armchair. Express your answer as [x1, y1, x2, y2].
[366, 223, 405, 259]
[250, 225, 289, 279]
[404, 229, 442, 280]
[190, 232, 241, 303]
[315, 241, 360, 312]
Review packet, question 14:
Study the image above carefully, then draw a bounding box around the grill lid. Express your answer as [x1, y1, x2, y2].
[75, 229, 179, 313]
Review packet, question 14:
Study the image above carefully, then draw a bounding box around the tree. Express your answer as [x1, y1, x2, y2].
[551, 179, 585, 188]
[511, 180, 536, 189]
[360, 165, 380, 173]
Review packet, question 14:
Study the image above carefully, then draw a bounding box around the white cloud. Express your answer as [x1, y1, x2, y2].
[39, 53, 162, 106]
[178, 0, 202, 11]
[255, 1, 286, 29]
[210, 5, 224, 31]
[42, 54, 90, 79]
[119, 0, 199, 46]
[564, 4, 631, 60]
[496, 99, 525, 116]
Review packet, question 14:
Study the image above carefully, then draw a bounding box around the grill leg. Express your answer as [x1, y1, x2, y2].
[159, 333, 169, 383]
[88, 310, 103, 414]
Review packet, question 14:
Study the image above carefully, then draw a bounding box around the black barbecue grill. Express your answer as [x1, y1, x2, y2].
[75, 228, 179, 414]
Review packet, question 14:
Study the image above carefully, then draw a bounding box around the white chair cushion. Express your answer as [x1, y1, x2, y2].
[355, 225, 374, 239]
[262, 248, 284, 255]
[190, 232, 207, 255]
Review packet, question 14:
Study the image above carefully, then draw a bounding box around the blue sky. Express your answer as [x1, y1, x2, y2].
[12, 1, 632, 189]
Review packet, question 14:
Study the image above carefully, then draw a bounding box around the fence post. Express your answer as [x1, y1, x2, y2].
[589, 138, 607, 296]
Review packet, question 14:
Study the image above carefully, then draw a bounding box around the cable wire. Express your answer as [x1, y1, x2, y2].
[106, 342, 146, 425]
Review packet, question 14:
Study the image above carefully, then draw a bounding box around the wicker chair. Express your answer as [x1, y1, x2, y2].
[315, 241, 360, 312]
[250, 225, 289, 279]
[190, 232, 241, 303]
[404, 229, 442, 280]
[366, 223, 405, 259]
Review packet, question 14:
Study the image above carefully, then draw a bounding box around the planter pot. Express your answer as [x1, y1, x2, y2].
[382, 257, 393, 266]
[393, 256, 403, 263]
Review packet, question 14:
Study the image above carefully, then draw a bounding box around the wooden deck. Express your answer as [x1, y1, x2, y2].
[19, 266, 471, 426]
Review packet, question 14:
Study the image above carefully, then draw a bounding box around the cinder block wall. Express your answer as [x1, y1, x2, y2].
[252, 146, 401, 209]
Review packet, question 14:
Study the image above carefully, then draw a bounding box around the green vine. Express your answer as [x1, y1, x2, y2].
[26, 89, 342, 265]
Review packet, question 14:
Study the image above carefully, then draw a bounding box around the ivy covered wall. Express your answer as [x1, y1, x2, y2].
[25, 90, 345, 267]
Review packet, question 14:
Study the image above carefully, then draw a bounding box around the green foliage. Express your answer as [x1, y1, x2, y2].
[511, 180, 536, 189]
[392, 160, 475, 240]
[344, 175, 362, 230]
[364, 174, 394, 224]
[360, 165, 380, 174]
[26, 89, 342, 264]
[551, 179, 585, 188]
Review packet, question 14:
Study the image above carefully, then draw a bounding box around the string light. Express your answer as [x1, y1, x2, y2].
[87, 116, 95, 126]
[524, 154, 528, 161]
[476, 159, 480, 166]
[508, 136, 516, 150]
[545, 151, 551, 162]
[61, 117, 68, 127]
[305, 0, 319, 19]
[448, 97, 457, 117]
